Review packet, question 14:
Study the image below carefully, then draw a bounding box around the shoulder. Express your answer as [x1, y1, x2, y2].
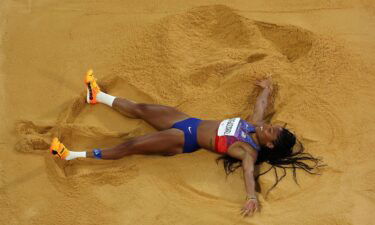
[244, 118, 264, 127]
[226, 142, 258, 161]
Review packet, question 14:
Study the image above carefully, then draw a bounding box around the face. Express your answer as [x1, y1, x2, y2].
[255, 124, 283, 149]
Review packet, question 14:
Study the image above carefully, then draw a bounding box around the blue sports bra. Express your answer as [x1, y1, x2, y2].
[215, 118, 260, 153]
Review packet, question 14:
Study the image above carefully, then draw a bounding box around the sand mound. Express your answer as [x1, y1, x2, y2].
[2, 3, 375, 225]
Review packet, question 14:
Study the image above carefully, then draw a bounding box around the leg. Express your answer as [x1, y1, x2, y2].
[112, 98, 190, 131]
[84, 70, 189, 130]
[88, 129, 184, 159]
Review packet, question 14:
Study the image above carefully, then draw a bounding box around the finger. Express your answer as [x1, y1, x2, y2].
[248, 206, 256, 217]
[243, 206, 250, 212]
[240, 208, 248, 216]
[251, 207, 257, 215]
[244, 210, 250, 217]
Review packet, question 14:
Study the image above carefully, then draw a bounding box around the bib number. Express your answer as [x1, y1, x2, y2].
[217, 118, 240, 136]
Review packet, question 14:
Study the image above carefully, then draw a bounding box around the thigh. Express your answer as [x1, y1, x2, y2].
[125, 128, 184, 156]
[137, 103, 190, 130]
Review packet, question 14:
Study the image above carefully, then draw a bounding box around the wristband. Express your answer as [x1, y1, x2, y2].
[246, 195, 257, 201]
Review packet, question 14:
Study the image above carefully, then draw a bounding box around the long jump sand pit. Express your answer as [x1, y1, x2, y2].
[1, 1, 375, 225]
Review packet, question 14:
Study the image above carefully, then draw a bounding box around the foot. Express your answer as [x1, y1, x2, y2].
[50, 137, 70, 160]
[85, 69, 101, 104]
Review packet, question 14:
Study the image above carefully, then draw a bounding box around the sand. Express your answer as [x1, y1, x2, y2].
[1, 1, 375, 225]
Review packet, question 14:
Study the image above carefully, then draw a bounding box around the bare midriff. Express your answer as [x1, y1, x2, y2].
[196, 120, 221, 152]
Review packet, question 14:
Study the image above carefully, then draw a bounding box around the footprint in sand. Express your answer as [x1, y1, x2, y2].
[14, 74, 154, 183]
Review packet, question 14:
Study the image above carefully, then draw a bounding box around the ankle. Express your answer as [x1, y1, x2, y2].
[96, 92, 116, 107]
[65, 151, 87, 160]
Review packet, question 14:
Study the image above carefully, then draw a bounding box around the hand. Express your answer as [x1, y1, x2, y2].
[255, 78, 273, 90]
[240, 198, 258, 217]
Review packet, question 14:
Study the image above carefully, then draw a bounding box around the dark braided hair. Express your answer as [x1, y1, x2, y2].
[216, 127, 325, 197]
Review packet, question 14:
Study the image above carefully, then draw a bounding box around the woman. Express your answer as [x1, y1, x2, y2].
[50, 70, 322, 217]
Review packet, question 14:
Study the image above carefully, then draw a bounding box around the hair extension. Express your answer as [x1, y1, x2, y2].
[216, 128, 326, 197]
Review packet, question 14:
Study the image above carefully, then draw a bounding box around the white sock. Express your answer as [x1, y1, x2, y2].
[96, 92, 116, 107]
[66, 151, 87, 160]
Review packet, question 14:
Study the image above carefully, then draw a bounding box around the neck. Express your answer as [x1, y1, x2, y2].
[251, 132, 260, 146]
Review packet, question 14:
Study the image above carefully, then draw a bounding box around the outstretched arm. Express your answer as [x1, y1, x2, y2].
[247, 78, 274, 125]
[227, 144, 259, 217]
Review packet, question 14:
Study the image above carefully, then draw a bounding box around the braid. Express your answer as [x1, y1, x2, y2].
[216, 128, 326, 197]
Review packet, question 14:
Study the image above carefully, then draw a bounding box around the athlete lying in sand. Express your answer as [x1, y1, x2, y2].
[50, 70, 322, 217]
